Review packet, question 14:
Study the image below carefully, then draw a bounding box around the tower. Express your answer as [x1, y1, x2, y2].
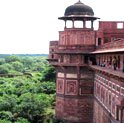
[49, 1, 99, 122]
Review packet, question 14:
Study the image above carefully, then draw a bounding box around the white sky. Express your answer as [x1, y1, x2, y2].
[0, 0, 124, 54]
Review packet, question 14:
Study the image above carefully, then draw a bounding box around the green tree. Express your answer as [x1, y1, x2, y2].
[36, 82, 56, 94]
[0, 58, 5, 65]
[0, 66, 9, 74]
[2, 63, 13, 70]
[0, 94, 17, 111]
[14, 118, 29, 123]
[0, 56, 56, 122]
[32, 62, 44, 71]
[0, 119, 12, 123]
[0, 111, 14, 121]
[0, 63, 13, 74]
[15, 93, 50, 122]
[22, 57, 33, 70]
[12, 61, 23, 72]
[5, 56, 20, 63]
[42, 64, 56, 82]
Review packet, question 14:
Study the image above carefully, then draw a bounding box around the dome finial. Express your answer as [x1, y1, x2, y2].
[76, 0, 82, 4]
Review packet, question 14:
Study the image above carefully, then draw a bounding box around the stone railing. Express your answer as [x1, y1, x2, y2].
[96, 39, 124, 50]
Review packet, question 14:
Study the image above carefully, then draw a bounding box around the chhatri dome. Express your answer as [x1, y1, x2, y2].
[59, 0, 99, 29]
[64, 0, 94, 16]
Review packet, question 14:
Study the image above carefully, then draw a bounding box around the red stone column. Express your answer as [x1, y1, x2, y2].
[91, 20, 94, 29]
[72, 19, 75, 28]
[83, 19, 86, 28]
[65, 20, 67, 29]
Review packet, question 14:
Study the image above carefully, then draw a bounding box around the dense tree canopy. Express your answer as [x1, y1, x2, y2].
[5, 56, 20, 63]
[41, 64, 56, 82]
[0, 55, 57, 123]
[0, 65, 9, 74]
[0, 58, 5, 65]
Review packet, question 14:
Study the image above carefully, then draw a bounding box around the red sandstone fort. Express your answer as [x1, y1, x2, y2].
[48, 1, 124, 123]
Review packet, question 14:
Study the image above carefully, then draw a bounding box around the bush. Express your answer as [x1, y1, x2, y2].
[0, 111, 14, 121]
[14, 117, 29, 123]
[0, 119, 12, 123]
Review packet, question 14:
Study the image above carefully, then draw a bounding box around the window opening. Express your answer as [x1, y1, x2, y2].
[84, 56, 88, 64]
[52, 54, 54, 59]
[117, 23, 123, 29]
[98, 38, 102, 45]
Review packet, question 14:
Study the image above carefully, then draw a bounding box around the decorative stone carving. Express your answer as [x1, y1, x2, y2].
[80, 80, 93, 95]
[57, 79, 64, 94]
[65, 80, 78, 95]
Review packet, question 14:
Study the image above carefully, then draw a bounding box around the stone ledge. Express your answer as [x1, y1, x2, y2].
[90, 65, 124, 79]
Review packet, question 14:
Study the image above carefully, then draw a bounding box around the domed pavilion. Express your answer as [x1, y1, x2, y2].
[59, 0, 99, 29]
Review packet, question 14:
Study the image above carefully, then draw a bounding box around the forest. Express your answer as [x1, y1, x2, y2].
[0, 55, 63, 123]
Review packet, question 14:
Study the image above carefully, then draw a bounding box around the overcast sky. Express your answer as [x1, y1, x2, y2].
[0, 0, 124, 54]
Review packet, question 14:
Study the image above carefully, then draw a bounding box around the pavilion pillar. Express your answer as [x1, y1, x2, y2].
[65, 20, 67, 29]
[83, 19, 86, 28]
[91, 20, 94, 29]
[72, 19, 75, 28]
